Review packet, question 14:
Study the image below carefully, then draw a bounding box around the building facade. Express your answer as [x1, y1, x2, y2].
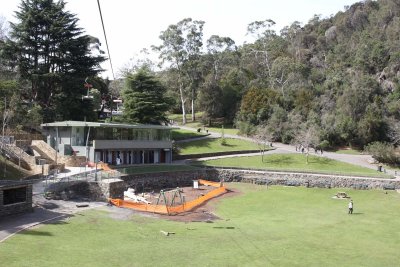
[41, 121, 175, 165]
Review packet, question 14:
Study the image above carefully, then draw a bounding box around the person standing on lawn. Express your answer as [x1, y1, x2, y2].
[348, 200, 353, 214]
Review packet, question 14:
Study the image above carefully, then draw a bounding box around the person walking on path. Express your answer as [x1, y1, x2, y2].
[348, 200, 353, 214]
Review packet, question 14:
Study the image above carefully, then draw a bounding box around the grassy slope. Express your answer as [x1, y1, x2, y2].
[334, 149, 362, 155]
[177, 138, 259, 155]
[168, 113, 239, 135]
[196, 153, 388, 177]
[182, 122, 239, 136]
[1, 184, 399, 266]
[170, 129, 208, 141]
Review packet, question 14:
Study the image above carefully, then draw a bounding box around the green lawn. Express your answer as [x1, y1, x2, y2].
[1, 183, 399, 266]
[168, 113, 239, 135]
[168, 112, 203, 125]
[177, 138, 260, 155]
[205, 126, 239, 136]
[196, 153, 389, 177]
[118, 164, 200, 175]
[334, 149, 362, 155]
[181, 123, 239, 136]
[171, 129, 208, 141]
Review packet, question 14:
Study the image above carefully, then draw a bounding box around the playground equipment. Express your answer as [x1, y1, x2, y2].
[109, 179, 227, 215]
[124, 188, 151, 204]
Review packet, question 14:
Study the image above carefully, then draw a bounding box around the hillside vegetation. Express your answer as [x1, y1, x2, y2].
[158, 0, 400, 152]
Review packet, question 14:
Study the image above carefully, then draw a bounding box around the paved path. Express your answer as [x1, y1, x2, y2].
[0, 165, 106, 243]
[175, 126, 398, 178]
[0, 208, 69, 242]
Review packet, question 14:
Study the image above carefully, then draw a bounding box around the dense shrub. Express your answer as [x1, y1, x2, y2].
[237, 121, 256, 136]
[364, 142, 400, 165]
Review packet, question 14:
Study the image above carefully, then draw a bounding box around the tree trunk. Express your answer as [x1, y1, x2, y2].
[191, 97, 195, 122]
[179, 83, 187, 125]
[181, 98, 187, 125]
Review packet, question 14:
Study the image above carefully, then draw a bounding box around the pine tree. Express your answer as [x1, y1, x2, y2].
[122, 69, 172, 124]
[6, 0, 105, 122]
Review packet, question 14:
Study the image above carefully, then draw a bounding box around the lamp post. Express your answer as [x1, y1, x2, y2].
[94, 161, 99, 181]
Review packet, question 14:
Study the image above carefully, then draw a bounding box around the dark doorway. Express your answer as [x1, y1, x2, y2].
[160, 150, 166, 163]
[4, 187, 27, 205]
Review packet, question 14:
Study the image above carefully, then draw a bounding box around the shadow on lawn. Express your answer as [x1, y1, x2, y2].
[19, 230, 54, 237]
[263, 155, 295, 165]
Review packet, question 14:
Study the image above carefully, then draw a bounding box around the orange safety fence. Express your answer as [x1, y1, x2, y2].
[198, 179, 222, 187]
[109, 199, 170, 214]
[109, 179, 227, 215]
[168, 186, 226, 214]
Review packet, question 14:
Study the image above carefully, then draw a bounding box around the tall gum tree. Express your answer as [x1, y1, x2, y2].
[154, 18, 204, 124]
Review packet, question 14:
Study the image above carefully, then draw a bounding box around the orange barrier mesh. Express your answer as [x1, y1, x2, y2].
[109, 179, 227, 215]
[198, 179, 222, 187]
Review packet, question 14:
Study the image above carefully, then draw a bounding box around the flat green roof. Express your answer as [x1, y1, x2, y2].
[41, 121, 176, 130]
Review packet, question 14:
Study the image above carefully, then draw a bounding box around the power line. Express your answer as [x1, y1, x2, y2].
[97, 0, 115, 80]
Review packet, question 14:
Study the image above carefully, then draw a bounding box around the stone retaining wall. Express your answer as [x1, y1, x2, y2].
[120, 168, 400, 191]
[42, 169, 399, 203]
[0, 182, 33, 217]
[44, 179, 125, 201]
[98, 179, 125, 200]
[215, 169, 400, 189]
[120, 170, 214, 192]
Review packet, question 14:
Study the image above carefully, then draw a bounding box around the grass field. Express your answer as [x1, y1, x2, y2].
[168, 112, 203, 125]
[171, 129, 208, 141]
[195, 153, 389, 177]
[168, 113, 239, 135]
[334, 148, 362, 155]
[1, 183, 399, 266]
[177, 138, 260, 155]
[205, 126, 239, 136]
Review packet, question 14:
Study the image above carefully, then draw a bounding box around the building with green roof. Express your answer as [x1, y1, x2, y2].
[41, 121, 175, 165]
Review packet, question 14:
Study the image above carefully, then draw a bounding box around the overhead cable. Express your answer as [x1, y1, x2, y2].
[97, 0, 115, 80]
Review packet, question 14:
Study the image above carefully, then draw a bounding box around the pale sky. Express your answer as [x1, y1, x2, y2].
[1, 0, 359, 80]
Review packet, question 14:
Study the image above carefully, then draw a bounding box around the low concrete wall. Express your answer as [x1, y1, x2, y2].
[119, 168, 400, 191]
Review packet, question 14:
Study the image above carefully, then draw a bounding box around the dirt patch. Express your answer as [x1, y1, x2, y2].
[33, 184, 242, 224]
[33, 194, 107, 214]
[130, 185, 217, 206]
[150, 188, 240, 223]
